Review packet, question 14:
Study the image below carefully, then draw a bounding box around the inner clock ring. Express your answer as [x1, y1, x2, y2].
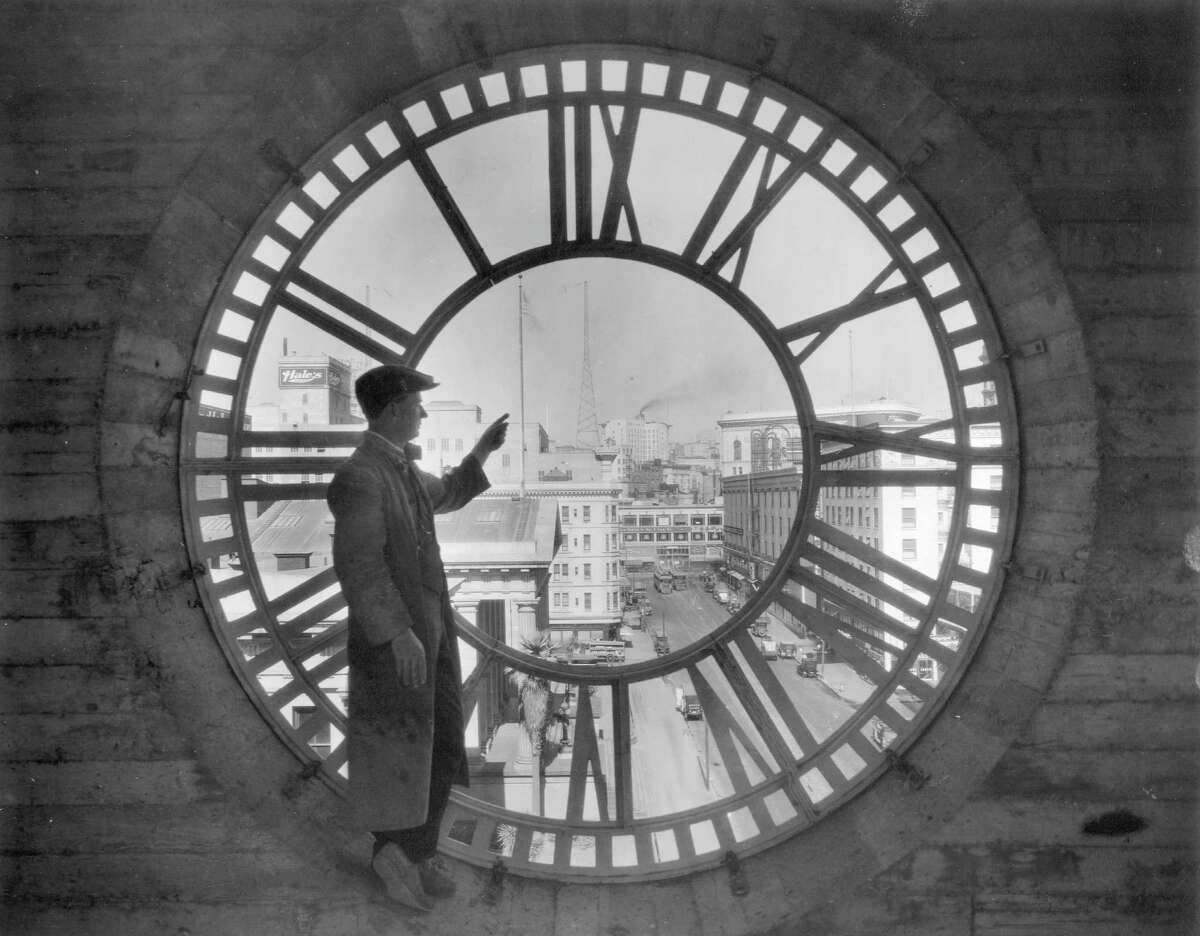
[398, 248, 815, 673]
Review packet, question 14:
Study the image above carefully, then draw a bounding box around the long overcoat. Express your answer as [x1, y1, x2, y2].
[326, 432, 489, 830]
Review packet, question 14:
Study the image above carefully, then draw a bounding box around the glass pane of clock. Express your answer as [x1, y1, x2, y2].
[300, 163, 476, 332]
[180, 45, 1020, 871]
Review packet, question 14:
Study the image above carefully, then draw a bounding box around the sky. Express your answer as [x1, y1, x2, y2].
[246, 96, 953, 441]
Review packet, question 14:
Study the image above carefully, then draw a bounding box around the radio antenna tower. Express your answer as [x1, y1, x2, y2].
[575, 281, 600, 449]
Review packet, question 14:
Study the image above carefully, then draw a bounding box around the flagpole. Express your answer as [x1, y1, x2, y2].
[518, 275, 527, 498]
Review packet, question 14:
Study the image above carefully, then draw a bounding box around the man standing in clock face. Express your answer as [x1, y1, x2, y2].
[327, 363, 508, 912]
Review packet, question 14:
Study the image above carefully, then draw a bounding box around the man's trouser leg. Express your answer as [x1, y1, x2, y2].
[374, 635, 464, 863]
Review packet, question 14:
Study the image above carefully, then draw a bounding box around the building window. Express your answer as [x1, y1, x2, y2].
[902, 539, 918, 560]
[583, 563, 592, 581]
[561, 506, 570, 524]
[902, 508, 917, 528]
[584, 593, 592, 611]
[582, 506, 591, 522]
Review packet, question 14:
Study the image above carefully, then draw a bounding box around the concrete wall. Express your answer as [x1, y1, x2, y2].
[2, 2, 1196, 934]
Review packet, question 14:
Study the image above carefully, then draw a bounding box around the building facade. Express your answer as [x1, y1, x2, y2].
[618, 501, 725, 572]
[600, 415, 671, 465]
[718, 403, 997, 682]
[264, 352, 358, 427]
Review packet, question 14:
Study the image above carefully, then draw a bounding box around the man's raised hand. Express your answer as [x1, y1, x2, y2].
[473, 413, 510, 460]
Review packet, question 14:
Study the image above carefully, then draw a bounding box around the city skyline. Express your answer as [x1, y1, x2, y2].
[248, 254, 948, 444]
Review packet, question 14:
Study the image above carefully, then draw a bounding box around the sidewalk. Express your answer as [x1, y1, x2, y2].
[815, 661, 875, 707]
[781, 632, 877, 708]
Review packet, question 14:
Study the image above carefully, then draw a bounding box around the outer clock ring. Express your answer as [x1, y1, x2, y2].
[179, 44, 1019, 881]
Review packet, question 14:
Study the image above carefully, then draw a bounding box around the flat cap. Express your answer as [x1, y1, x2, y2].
[355, 363, 438, 418]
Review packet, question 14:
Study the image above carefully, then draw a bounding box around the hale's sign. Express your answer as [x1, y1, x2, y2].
[279, 365, 340, 388]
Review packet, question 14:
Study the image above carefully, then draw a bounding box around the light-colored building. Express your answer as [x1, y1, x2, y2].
[717, 402, 998, 683]
[600, 415, 671, 465]
[420, 403, 550, 480]
[543, 486, 624, 641]
[717, 409, 805, 477]
[269, 352, 358, 427]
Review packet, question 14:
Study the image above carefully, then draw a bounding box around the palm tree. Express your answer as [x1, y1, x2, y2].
[511, 635, 556, 816]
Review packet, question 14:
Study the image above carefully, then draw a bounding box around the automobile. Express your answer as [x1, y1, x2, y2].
[751, 619, 769, 638]
[682, 694, 703, 719]
[777, 642, 797, 660]
[652, 634, 670, 655]
[590, 640, 626, 663]
[797, 653, 819, 677]
[713, 588, 730, 604]
[760, 638, 778, 660]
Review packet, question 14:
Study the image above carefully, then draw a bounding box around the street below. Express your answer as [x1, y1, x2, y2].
[615, 578, 875, 827]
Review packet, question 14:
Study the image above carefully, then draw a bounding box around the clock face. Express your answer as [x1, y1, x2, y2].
[180, 46, 1018, 881]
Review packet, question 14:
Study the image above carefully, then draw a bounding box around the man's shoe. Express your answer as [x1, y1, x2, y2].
[372, 842, 433, 912]
[416, 855, 457, 899]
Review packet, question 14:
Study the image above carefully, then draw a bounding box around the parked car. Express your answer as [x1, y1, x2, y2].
[797, 653, 819, 677]
[760, 638, 778, 660]
[682, 694, 703, 719]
